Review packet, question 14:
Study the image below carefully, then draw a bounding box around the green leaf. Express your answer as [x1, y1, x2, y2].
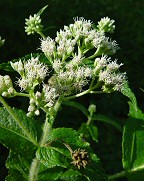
[79, 123, 98, 143]
[37, 5, 48, 16]
[36, 146, 70, 168]
[82, 153, 108, 181]
[78, 123, 87, 135]
[0, 107, 40, 153]
[122, 84, 144, 180]
[47, 128, 90, 149]
[122, 83, 144, 119]
[60, 169, 85, 181]
[38, 128, 107, 180]
[5, 170, 24, 181]
[62, 101, 89, 117]
[6, 151, 33, 180]
[122, 118, 144, 168]
[92, 114, 122, 132]
[38, 166, 64, 181]
[88, 125, 98, 142]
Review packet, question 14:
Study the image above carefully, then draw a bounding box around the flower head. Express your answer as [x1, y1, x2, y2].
[71, 148, 89, 169]
[97, 17, 115, 33]
[40, 37, 56, 58]
[25, 14, 43, 35]
[11, 56, 48, 91]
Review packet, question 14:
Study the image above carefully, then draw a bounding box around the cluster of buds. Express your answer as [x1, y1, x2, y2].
[0, 75, 15, 97]
[27, 95, 41, 117]
[25, 14, 43, 35]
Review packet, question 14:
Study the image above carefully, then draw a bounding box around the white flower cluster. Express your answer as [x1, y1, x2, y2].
[39, 17, 125, 94]
[25, 14, 43, 35]
[44, 53, 93, 97]
[94, 55, 126, 91]
[6, 16, 126, 116]
[11, 56, 48, 91]
[0, 75, 15, 97]
[97, 17, 115, 33]
[49, 66, 93, 96]
[41, 17, 118, 62]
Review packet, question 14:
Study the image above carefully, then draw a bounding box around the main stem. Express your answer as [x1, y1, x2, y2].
[28, 96, 63, 181]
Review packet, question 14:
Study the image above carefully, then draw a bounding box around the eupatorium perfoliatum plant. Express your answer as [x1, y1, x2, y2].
[0, 6, 128, 181]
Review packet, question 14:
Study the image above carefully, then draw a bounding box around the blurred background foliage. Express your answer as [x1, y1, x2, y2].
[0, 0, 144, 180]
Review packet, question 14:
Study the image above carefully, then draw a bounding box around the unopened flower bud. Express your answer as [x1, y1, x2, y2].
[0, 36, 5, 47]
[25, 14, 43, 35]
[88, 104, 96, 116]
[0, 75, 15, 96]
[35, 110, 40, 116]
[4, 75, 13, 87]
[2, 92, 8, 97]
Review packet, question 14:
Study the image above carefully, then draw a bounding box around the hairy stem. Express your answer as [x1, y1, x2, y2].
[28, 96, 63, 181]
[40, 116, 51, 146]
[0, 96, 38, 146]
[28, 158, 40, 181]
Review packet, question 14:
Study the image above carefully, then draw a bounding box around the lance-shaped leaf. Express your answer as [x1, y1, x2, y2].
[122, 84, 144, 180]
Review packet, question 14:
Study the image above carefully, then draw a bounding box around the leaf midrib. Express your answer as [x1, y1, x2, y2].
[0, 124, 34, 144]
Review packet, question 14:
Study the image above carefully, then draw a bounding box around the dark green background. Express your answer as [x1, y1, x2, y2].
[0, 0, 144, 180]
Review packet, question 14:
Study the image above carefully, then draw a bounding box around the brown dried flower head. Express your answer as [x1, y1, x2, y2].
[71, 148, 89, 169]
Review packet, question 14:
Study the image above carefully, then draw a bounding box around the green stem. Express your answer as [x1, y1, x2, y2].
[64, 89, 91, 101]
[108, 171, 126, 180]
[109, 165, 144, 180]
[28, 158, 40, 181]
[37, 31, 46, 39]
[28, 96, 63, 181]
[40, 115, 51, 146]
[15, 92, 30, 97]
[90, 90, 107, 94]
[28, 116, 51, 181]
[86, 116, 92, 126]
[86, 47, 101, 59]
[64, 83, 101, 101]
[0, 96, 38, 146]
[89, 78, 95, 89]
